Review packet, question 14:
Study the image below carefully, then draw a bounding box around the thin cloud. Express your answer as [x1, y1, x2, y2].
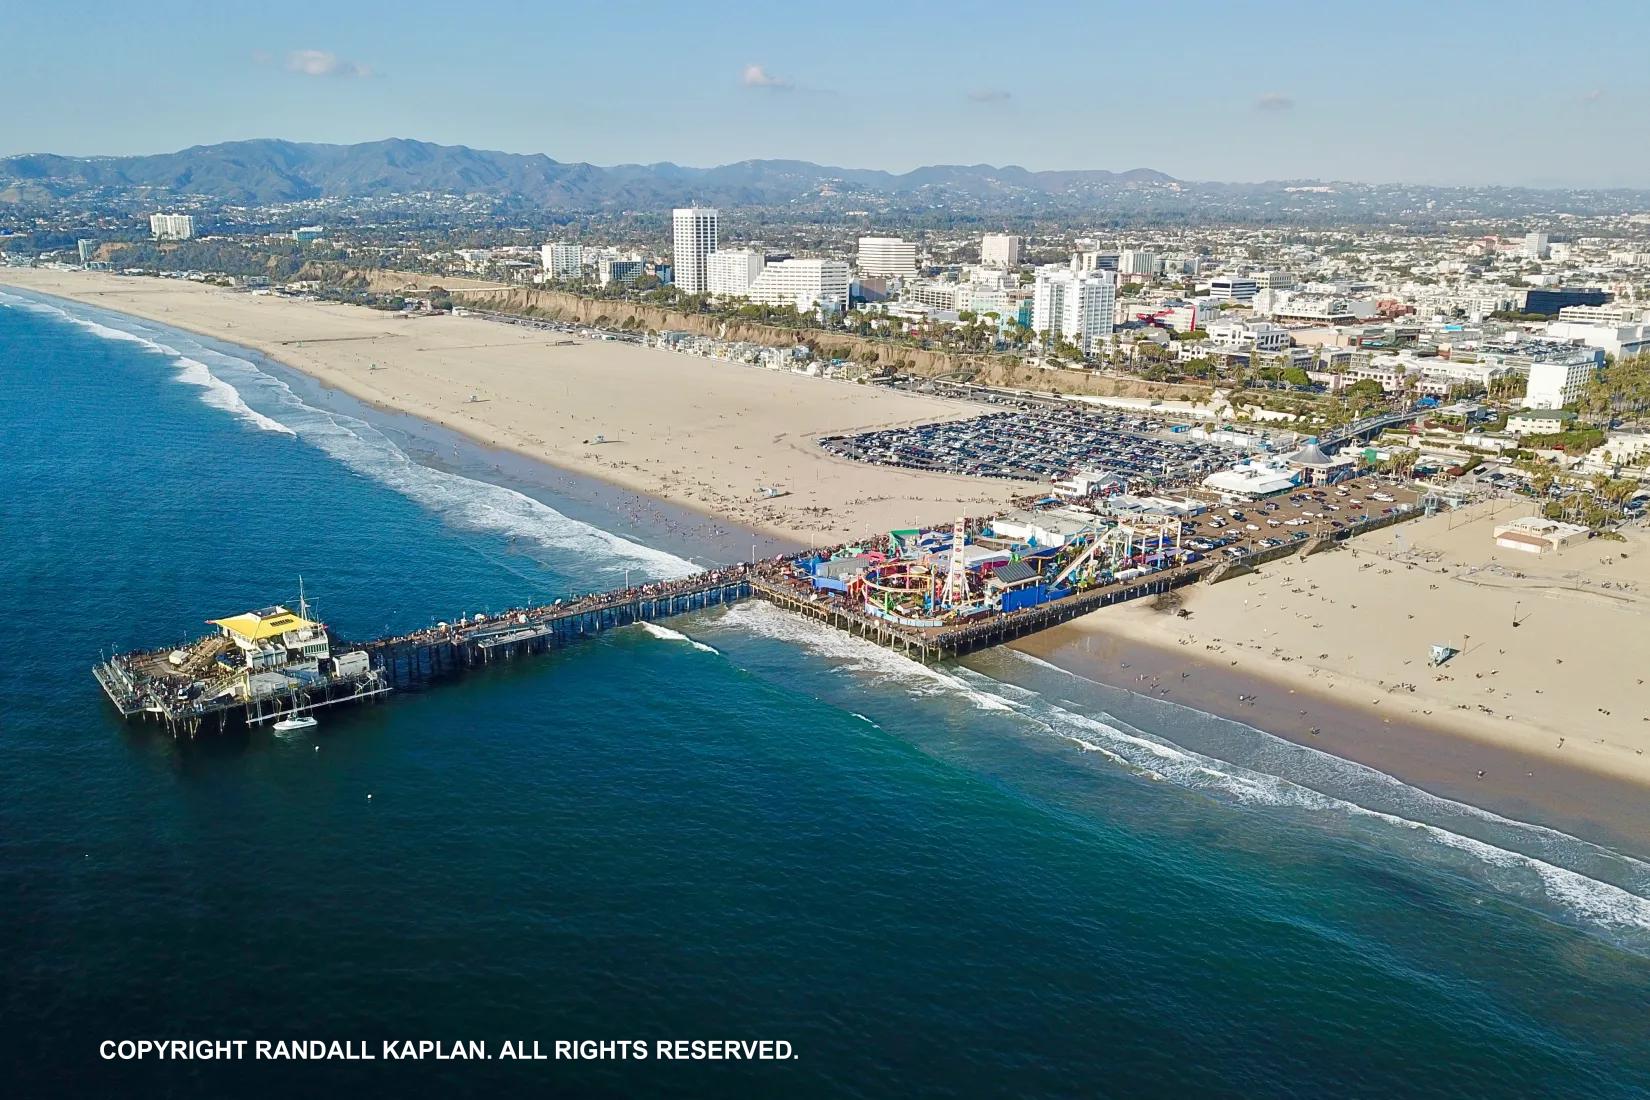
[1582, 88, 1604, 103]
[741, 64, 793, 91]
[285, 49, 374, 79]
[1254, 92, 1295, 112]
[967, 89, 1012, 103]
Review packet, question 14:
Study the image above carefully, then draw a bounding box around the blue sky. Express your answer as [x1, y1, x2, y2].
[6, 0, 1648, 187]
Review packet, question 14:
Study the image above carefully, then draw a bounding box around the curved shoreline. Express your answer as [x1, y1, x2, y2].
[0, 268, 1025, 547]
[8, 267, 1650, 857]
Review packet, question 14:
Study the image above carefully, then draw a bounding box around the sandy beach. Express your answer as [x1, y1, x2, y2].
[12, 267, 1650, 842]
[1020, 498, 1650, 818]
[0, 269, 1023, 544]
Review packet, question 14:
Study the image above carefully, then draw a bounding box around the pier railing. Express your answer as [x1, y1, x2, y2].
[359, 575, 753, 690]
[95, 501, 1424, 733]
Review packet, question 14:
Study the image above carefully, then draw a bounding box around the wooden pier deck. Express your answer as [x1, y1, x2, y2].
[96, 503, 1422, 734]
[359, 576, 753, 691]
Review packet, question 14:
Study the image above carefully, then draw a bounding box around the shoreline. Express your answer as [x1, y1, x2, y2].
[264, 355, 805, 568]
[10, 269, 1650, 854]
[0, 269, 1026, 546]
[1012, 626, 1650, 855]
[1011, 497, 1650, 851]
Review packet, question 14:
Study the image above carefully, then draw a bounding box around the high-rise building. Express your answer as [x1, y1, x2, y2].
[672, 207, 719, 294]
[1118, 249, 1159, 277]
[149, 213, 196, 240]
[707, 248, 767, 297]
[747, 259, 851, 313]
[980, 234, 1023, 270]
[77, 239, 98, 265]
[1032, 267, 1116, 354]
[541, 242, 584, 279]
[598, 257, 645, 286]
[857, 236, 918, 278]
[1071, 250, 1119, 273]
[1522, 351, 1597, 410]
[1205, 276, 1259, 302]
[1524, 231, 1551, 261]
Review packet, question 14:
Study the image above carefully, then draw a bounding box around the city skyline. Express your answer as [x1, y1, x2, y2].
[5, 0, 1649, 189]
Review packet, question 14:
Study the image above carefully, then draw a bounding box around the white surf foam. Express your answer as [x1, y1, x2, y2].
[1, 289, 698, 581]
[1002, 648, 1650, 885]
[723, 600, 1650, 938]
[0, 292, 296, 436]
[637, 621, 720, 654]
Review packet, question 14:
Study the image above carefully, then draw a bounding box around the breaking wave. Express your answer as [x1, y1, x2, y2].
[637, 621, 720, 654]
[0, 291, 295, 436]
[719, 600, 1650, 941]
[0, 288, 697, 581]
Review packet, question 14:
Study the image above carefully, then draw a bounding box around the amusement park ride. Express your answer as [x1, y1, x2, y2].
[845, 511, 1188, 629]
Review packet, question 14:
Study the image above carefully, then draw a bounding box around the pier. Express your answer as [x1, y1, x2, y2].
[94, 494, 1422, 737]
[93, 570, 754, 736]
[361, 575, 752, 692]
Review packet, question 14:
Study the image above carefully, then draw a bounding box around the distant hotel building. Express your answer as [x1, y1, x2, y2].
[980, 233, 1023, 270]
[598, 257, 644, 286]
[541, 242, 583, 279]
[1522, 352, 1598, 410]
[1032, 267, 1116, 354]
[857, 236, 918, 278]
[292, 226, 325, 244]
[77, 239, 98, 265]
[671, 207, 719, 294]
[707, 248, 766, 297]
[1520, 287, 1609, 317]
[1071, 250, 1119, 273]
[149, 213, 196, 240]
[1118, 249, 1159, 278]
[747, 259, 850, 314]
[1205, 276, 1258, 302]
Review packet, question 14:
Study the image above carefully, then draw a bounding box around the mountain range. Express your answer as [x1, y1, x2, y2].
[0, 137, 1178, 209]
[3, 139, 1644, 221]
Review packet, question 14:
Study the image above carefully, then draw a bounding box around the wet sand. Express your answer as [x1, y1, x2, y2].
[1015, 501, 1650, 854]
[0, 269, 1025, 545]
[1015, 627, 1650, 854]
[270, 360, 805, 568]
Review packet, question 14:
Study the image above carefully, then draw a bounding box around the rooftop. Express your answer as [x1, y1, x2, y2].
[209, 606, 317, 642]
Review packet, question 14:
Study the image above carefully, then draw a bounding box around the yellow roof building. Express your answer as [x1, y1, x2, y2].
[209, 606, 318, 643]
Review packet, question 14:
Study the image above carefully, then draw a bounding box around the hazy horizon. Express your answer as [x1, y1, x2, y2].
[7, 134, 1650, 195]
[5, 0, 1649, 190]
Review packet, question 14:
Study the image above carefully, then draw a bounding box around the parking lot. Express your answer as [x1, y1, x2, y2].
[819, 408, 1239, 483]
[1181, 478, 1421, 561]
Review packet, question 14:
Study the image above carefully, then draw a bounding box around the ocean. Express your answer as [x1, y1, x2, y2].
[3, 286, 1649, 1098]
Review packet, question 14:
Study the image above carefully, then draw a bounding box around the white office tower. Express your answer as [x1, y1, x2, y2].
[1071, 250, 1119, 272]
[1522, 353, 1596, 409]
[980, 233, 1023, 270]
[707, 248, 767, 297]
[541, 242, 584, 279]
[857, 236, 919, 278]
[1032, 267, 1116, 354]
[149, 213, 196, 240]
[1524, 231, 1551, 261]
[672, 207, 719, 294]
[747, 259, 851, 313]
[1118, 249, 1159, 277]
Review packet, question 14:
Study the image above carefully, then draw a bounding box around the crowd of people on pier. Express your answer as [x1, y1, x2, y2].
[369, 561, 773, 650]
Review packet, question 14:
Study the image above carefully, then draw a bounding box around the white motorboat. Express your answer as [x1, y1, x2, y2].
[272, 715, 318, 733]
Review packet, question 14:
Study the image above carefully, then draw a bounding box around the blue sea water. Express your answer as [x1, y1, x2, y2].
[3, 287, 1650, 1098]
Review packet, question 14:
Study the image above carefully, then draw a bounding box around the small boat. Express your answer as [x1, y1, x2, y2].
[273, 715, 318, 733]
